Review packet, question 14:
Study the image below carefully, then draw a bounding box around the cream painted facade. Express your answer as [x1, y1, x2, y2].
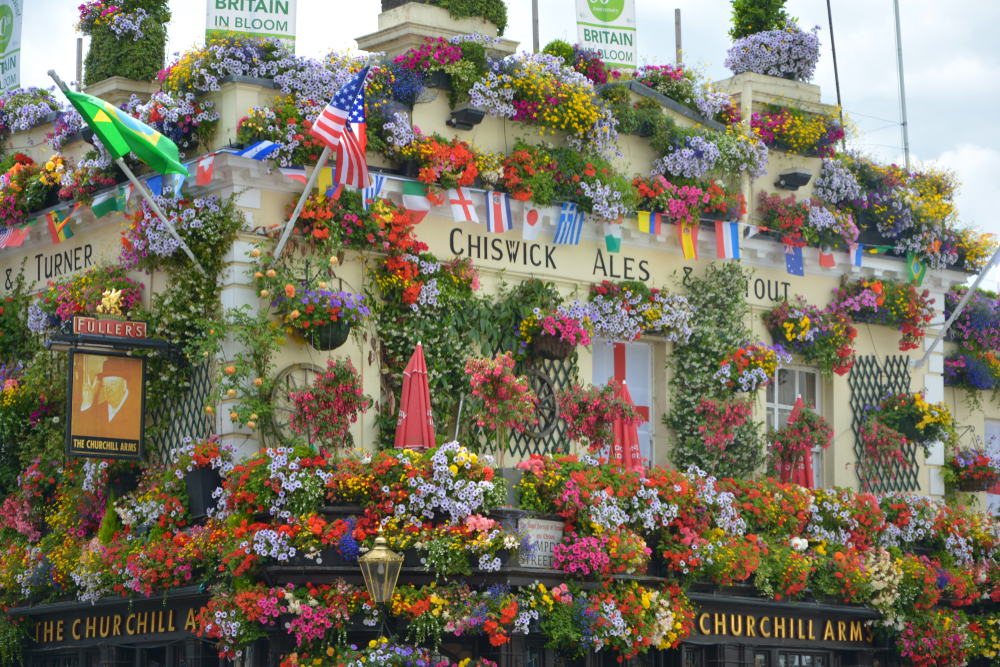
[0, 4, 992, 504]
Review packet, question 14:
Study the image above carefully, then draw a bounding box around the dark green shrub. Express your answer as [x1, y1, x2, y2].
[83, 0, 170, 84]
[542, 39, 575, 63]
[435, 0, 508, 36]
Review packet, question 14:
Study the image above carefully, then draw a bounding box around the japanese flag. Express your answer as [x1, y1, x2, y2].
[522, 202, 541, 240]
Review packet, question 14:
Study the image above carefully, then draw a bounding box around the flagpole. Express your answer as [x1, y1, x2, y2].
[47, 70, 206, 276]
[272, 144, 332, 259]
[115, 158, 206, 276]
[911, 245, 1000, 368]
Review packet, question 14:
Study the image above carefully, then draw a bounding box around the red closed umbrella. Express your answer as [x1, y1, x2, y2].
[394, 342, 436, 451]
[611, 381, 645, 473]
[779, 396, 814, 488]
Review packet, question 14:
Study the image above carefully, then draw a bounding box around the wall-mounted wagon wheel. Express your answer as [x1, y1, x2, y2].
[525, 367, 559, 439]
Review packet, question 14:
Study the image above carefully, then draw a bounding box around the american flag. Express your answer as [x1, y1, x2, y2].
[349, 91, 367, 153]
[309, 66, 370, 149]
[0, 226, 11, 249]
[334, 126, 370, 188]
[333, 83, 370, 188]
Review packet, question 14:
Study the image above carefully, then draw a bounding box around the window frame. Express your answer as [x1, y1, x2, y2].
[765, 365, 824, 488]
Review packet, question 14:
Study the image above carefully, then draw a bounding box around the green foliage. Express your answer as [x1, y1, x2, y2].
[729, 0, 791, 40]
[542, 39, 575, 63]
[600, 84, 684, 155]
[84, 20, 166, 85]
[0, 259, 40, 363]
[434, 0, 508, 35]
[445, 41, 488, 107]
[133, 195, 244, 437]
[0, 615, 30, 667]
[97, 493, 124, 544]
[665, 263, 765, 477]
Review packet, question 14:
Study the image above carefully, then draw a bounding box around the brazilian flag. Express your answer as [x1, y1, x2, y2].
[907, 252, 927, 286]
[60, 88, 189, 176]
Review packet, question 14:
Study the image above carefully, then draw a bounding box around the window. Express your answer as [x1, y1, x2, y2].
[683, 649, 702, 667]
[765, 367, 823, 488]
[778, 654, 826, 667]
[755, 655, 768, 667]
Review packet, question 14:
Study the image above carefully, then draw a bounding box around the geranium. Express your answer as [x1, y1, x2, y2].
[465, 352, 537, 467]
[558, 382, 643, 452]
[289, 357, 373, 452]
[120, 90, 219, 151]
[833, 276, 934, 351]
[695, 397, 754, 471]
[700, 178, 747, 221]
[859, 419, 909, 472]
[255, 264, 370, 333]
[725, 20, 822, 82]
[29, 265, 144, 333]
[500, 140, 558, 204]
[943, 449, 1000, 492]
[767, 405, 833, 475]
[402, 133, 479, 205]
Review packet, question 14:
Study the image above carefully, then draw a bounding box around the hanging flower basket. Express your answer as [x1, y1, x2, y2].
[956, 477, 995, 493]
[305, 318, 352, 351]
[532, 332, 575, 360]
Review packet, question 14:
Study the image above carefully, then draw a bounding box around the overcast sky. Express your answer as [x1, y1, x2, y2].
[21, 0, 999, 240]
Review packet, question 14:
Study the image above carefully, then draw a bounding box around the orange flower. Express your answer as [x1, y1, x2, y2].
[285, 284, 296, 298]
[225, 366, 236, 374]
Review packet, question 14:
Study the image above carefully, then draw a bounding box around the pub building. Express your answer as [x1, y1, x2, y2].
[2, 3, 999, 667]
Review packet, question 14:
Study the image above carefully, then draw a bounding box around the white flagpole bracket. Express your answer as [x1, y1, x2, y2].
[272, 144, 333, 260]
[911, 245, 1000, 369]
[116, 158, 207, 276]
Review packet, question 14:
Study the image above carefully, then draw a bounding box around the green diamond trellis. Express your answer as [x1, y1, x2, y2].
[147, 362, 213, 465]
[848, 354, 919, 492]
[507, 355, 579, 459]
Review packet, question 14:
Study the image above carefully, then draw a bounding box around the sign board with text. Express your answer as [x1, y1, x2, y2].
[206, 0, 296, 48]
[0, 0, 21, 93]
[575, 0, 636, 69]
[518, 517, 564, 569]
[66, 349, 146, 460]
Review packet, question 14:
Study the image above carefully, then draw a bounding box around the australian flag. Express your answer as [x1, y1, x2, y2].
[784, 243, 805, 276]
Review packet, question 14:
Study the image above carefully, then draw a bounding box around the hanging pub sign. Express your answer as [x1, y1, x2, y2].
[65, 349, 146, 460]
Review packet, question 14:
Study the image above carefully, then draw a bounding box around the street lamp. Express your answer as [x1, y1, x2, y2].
[358, 534, 404, 604]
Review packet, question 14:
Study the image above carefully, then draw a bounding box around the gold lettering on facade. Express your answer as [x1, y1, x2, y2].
[56, 620, 64, 642]
[714, 614, 727, 635]
[838, 621, 846, 642]
[730, 615, 742, 637]
[168, 610, 176, 632]
[774, 617, 785, 638]
[100, 616, 110, 638]
[698, 613, 711, 634]
[126, 614, 136, 635]
[184, 608, 197, 631]
[85, 616, 96, 639]
[761, 617, 771, 638]
[850, 622, 862, 642]
[113, 615, 122, 636]
[824, 621, 834, 641]
[136, 613, 147, 634]
[72, 619, 81, 640]
[746, 615, 756, 637]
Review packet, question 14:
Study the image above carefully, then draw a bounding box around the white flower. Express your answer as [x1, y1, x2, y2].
[789, 537, 808, 552]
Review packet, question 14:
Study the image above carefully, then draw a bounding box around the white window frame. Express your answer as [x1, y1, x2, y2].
[765, 365, 823, 488]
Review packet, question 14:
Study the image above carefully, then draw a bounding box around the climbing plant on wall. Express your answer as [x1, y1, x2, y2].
[665, 262, 766, 477]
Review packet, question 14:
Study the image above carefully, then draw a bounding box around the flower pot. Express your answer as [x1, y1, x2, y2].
[106, 469, 140, 500]
[425, 70, 452, 90]
[398, 160, 420, 178]
[289, 548, 354, 566]
[184, 467, 222, 521]
[532, 332, 575, 361]
[305, 318, 351, 351]
[699, 210, 728, 222]
[403, 549, 428, 568]
[956, 477, 996, 493]
[317, 504, 365, 519]
[179, 135, 200, 151]
[894, 416, 922, 444]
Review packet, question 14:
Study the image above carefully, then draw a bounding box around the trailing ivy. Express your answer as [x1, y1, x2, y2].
[433, 0, 508, 35]
[665, 262, 765, 476]
[83, 0, 170, 84]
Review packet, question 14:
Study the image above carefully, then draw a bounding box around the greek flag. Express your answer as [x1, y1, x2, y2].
[363, 174, 386, 211]
[554, 202, 583, 245]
